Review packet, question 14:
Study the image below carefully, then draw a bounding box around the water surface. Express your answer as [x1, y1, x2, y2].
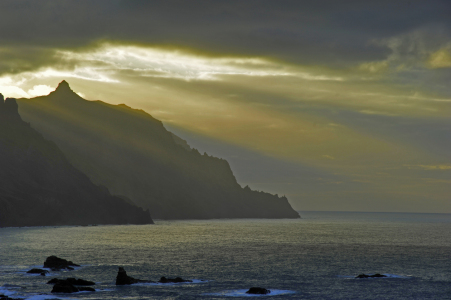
[1, 212, 450, 299]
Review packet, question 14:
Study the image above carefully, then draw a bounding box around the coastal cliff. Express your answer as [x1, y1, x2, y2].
[0, 94, 153, 227]
[17, 81, 300, 219]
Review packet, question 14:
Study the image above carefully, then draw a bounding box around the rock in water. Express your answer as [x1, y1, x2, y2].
[44, 256, 80, 271]
[47, 278, 95, 286]
[158, 276, 192, 283]
[51, 282, 79, 293]
[115, 267, 154, 285]
[356, 273, 387, 278]
[26, 268, 49, 276]
[246, 287, 271, 294]
[115, 267, 139, 285]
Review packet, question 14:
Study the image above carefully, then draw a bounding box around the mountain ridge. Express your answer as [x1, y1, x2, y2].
[16, 81, 300, 220]
[0, 93, 154, 227]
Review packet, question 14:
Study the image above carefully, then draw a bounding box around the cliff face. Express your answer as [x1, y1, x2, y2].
[0, 94, 153, 227]
[17, 81, 300, 219]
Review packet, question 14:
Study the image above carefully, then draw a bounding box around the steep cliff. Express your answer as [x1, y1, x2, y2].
[17, 81, 300, 219]
[0, 94, 153, 227]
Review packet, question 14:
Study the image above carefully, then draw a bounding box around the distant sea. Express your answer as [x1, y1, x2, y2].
[1, 212, 450, 299]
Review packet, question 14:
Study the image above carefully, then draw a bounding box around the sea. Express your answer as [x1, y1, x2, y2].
[1, 211, 450, 300]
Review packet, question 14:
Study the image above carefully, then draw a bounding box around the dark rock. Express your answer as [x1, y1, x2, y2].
[44, 256, 80, 271]
[356, 273, 387, 278]
[246, 287, 271, 295]
[51, 281, 96, 293]
[115, 267, 154, 285]
[26, 268, 49, 275]
[47, 278, 59, 284]
[47, 278, 95, 286]
[116, 267, 139, 285]
[158, 276, 192, 283]
[51, 282, 79, 293]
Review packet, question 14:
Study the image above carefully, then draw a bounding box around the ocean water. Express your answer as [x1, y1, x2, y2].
[1, 211, 450, 299]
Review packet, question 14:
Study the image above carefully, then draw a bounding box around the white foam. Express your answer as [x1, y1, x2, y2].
[352, 273, 412, 279]
[25, 295, 75, 300]
[134, 279, 209, 286]
[203, 289, 296, 297]
[382, 273, 412, 279]
[95, 288, 114, 292]
[0, 287, 16, 296]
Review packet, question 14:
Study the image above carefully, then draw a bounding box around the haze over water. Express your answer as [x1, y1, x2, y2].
[1, 212, 450, 299]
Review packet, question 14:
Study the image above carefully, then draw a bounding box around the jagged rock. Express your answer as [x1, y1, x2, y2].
[355, 273, 387, 278]
[26, 268, 49, 276]
[51, 282, 79, 293]
[47, 278, 95, 286]
[115, 267, 154, 285]
[43, 256, 80, 271]
[115, 267, 139, 285]
[158, 276, 192, 283]
[246, 287, 271, 294]
[0, 96, 21, 123]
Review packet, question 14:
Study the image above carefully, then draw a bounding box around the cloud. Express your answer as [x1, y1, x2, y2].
[53, 44, 346, 82]
[358, 60, 389, 73]
[405, 164, 451, 170]
[27, 84, 53, 97]
[427, 48, 451, 68]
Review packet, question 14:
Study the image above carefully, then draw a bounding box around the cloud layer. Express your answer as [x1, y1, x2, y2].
[0, 0, 450, 212]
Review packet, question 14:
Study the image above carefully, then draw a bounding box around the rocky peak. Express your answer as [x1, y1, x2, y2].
[55, 80, 72, 92]
[49, 80, 80, 98]
[0, 95, 21, 120]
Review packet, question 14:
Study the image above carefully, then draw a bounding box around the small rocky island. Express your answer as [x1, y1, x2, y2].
[355, 273, 387, 278]
[44, 256, 80, 271]
[115, 267, 192, 285]
[246, 287, 271, 295]
[26, 268, 49, 276]
[115, 267, 155, 285]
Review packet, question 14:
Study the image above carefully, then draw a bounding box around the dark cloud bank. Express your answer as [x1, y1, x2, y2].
[1, 0, 450, 75]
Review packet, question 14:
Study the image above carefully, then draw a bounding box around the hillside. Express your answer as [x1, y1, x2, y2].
[0, 94, 153, 227]
[17, 81, 300, 219]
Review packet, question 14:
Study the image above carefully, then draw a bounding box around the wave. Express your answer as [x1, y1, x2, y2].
[341, 273, 412, 279]
[203, 289, 297, 297]
[0, 286, 16, 296]
[24, 296, 74, 300]
[134, 279, 209, 286]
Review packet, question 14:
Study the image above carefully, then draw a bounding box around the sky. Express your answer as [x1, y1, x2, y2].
[0, 0, 450, 212]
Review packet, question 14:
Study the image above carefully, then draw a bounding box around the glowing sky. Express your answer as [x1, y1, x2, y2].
[1, 1, 450, 212]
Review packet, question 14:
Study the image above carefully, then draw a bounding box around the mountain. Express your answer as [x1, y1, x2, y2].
[0, 93, 153, 227]
[16, 81, 300, 219]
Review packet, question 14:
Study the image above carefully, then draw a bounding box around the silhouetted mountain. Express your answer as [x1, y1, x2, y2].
[16, 81, 300, 219]
[0, 94, 153, 227]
